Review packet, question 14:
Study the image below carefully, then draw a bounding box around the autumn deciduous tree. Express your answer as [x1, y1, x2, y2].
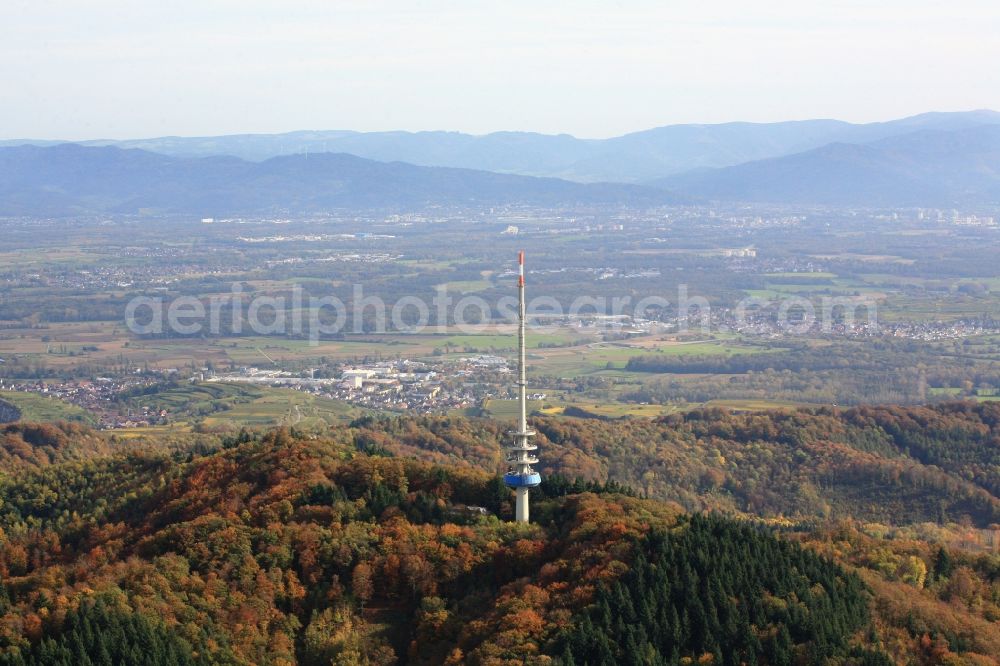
[351, 562, 374, 609]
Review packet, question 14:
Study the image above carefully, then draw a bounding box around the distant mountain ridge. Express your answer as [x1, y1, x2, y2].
[0, 144, 675, 216]
[651, 124, 1000, 206]
[5, 110, 998, 183]
[4, 111, 1000, 211]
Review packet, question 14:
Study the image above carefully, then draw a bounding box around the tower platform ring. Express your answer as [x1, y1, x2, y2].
[504, 472, 542, 488]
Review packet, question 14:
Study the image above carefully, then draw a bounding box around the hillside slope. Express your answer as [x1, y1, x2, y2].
[0, 427, 893, 665]
[348, 402, 1000, 527]
[0, 418, 997, 663]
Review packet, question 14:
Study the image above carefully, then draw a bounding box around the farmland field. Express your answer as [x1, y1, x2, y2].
[122, 382, 365, 431]
[0, 390, 96, 424]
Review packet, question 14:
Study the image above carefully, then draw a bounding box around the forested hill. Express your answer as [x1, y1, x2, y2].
[0, 144, 674, 216]
[0, 413, 998, 663]
[0, 422, 112, 470]
[649, 124, 1000, 206]
[345, 402, 1000, 527]
[0, 425, 956, 665]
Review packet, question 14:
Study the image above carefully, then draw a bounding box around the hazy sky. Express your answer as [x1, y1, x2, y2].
[3, 0, 1000, 140]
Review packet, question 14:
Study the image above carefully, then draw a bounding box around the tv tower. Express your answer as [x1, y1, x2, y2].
[504, 250, 541, 523]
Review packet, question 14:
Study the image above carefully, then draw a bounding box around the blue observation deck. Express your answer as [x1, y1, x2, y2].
[504, 471, 542, 488]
